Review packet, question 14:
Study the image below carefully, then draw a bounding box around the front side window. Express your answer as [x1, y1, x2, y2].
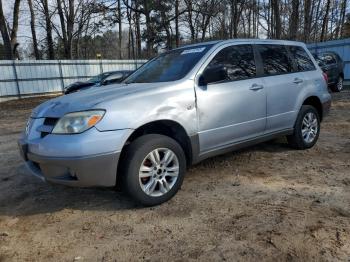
[206, 44, 256, 81]
[124, 44, 214, 83]
[258, 45, 293, 75]
[289, 46, 316, 72]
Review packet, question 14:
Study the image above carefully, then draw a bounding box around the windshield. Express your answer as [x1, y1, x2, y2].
[124, 44, 214, 84]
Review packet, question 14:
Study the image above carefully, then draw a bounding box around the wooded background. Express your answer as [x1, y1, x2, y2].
[0, 0, 349, 60]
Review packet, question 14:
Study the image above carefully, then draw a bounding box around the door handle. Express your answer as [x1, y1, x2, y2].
[293, 78, 304, 84]
[249, 83, 264, 91]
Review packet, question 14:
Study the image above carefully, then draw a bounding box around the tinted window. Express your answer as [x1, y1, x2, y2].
[289, 46, 316, 71]
[124, 44, 214, 83]
[258, 45, 293, 75]
[206, 45, 256, 81]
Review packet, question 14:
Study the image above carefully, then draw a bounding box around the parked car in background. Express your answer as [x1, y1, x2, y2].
[64, 70, 133, 94]
[312, 51, 344, 92]
[19, 39, 331, 206]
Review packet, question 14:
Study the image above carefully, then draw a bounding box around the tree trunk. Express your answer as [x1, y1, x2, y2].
[126, 2, 135, 59]
[339, 0, 347, 37]
[175, 0, 179, 47]
[231, 0, 239, 38]
[10, 0, 21, 59]
[42, 0, 55, 59]
[57, 0, 67, 53]
[185, 0, 196, 42]
[118, 0, 122, 59]
[271, 0, 281, 38]
[320, 0, 331, 41]
[303, 0, 312, 42]
[66, 0, 75, 59]
[143, 0, 152, 57]
[27, 0, 40, 59]
[289, 0, 299, 40]
[57, 0, 74, 59]
[135, 14, 141, 57]
[0, 0, 13, 59]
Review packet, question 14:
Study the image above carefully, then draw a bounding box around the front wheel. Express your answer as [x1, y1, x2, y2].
[287, 105, 320, 149]
[122, 134, 186, 206]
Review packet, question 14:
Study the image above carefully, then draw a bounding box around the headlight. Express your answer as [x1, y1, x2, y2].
[52, 110, 105, 134]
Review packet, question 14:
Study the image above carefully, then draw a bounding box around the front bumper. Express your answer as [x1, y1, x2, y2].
[18, 126, 133, 187]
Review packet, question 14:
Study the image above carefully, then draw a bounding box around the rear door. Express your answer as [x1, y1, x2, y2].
[256, 44, 301, 133]
[195, 44, 266, 153]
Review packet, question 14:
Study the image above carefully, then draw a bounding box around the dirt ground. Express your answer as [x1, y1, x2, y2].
[0, 90, 349, 262]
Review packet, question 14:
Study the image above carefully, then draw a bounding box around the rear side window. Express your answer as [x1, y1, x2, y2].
[289, 46, 316, 71]
[258, 45, 293, 75]
[206, 44, 256, 81]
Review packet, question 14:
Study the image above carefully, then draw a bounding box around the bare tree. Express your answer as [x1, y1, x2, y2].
[118, 0, 122, 59]
[289, 0, 299, 40]
[39, 0, 55, 59]
[0, 0, 21, 59]
[320, 0, 331, 41]
[0, 0, 13, 59]
[56, 0, 75, 58]
[1, 0, 350, 60]
[28, 0, 40, 59]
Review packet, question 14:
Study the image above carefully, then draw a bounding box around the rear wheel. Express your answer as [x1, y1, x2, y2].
[331, 76, 343, 92]
[287, 105, 320, 149]
[122, 134, 186, 206]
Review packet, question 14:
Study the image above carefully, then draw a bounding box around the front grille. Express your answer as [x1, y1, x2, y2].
[38, 117, 59, 138]
[43, 117, 59, 126]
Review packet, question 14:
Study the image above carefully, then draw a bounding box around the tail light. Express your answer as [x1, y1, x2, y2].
[322, 72, 328, 84]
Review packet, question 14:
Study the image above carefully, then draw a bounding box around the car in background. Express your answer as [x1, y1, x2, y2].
[312, 51, 344, 92]
[64, 70, 133, 94]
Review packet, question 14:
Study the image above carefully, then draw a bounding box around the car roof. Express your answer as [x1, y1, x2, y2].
[175, 39, 306, 51]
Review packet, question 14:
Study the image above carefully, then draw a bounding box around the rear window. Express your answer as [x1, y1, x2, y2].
[320, 54, 336, 65]
[289, 46, 316, 72]
[257, 45, 293, 76]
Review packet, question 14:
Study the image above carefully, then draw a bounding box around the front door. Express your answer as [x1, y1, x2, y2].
[195, 44, 266, 153]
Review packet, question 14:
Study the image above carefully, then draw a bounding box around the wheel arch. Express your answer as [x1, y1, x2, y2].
[116, 120, 194, 187]
[302, 96, 323, 121]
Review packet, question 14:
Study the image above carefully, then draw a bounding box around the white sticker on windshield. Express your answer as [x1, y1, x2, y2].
[181, 47, 206, 55]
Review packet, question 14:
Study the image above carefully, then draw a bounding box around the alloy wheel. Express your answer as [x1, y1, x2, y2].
[301, 112, 318, 144]
[139, 148, 179, 197]
[337, 77, 343, 91]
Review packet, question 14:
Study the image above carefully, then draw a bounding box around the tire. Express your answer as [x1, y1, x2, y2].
[287, 105, 320, 150]
[121, 134, 186, 206]
[331, 76, 343, 92]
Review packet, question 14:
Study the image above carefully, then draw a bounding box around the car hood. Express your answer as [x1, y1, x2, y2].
[31, 83, 165, 118]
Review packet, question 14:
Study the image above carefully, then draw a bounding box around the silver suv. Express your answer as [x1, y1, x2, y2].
[18, 39, 331, 206]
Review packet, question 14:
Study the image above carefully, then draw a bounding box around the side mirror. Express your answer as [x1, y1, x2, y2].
[199, 65, 228, 86]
